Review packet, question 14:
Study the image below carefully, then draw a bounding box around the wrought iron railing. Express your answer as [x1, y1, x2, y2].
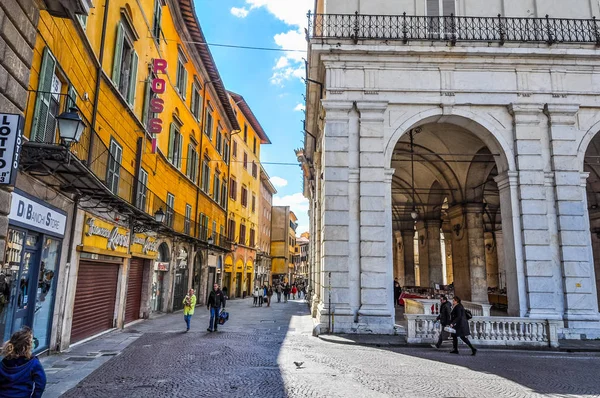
[307, 12, 600, 45]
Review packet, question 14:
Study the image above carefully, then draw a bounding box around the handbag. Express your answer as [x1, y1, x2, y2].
[444, 326, 456, 334]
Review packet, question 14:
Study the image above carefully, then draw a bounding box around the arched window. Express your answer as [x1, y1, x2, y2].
[158, 242, 170, 262]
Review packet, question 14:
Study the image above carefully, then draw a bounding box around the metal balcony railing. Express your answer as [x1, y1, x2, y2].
[307, 12, 600, 45]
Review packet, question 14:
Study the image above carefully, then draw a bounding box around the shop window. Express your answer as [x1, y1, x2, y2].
[111, 20, 138, 106]
[184, 204, 192, 235]
[168, 123, 183, 169]
[106, 138, 123, 195]
[191, 81, 202, 120]
[152, 0, 162, 43]
[201, 158, 210, 193]
[136, 168, 148, 211]
[166, 193, 175, 228]
[241, 186, 248, 207]
[186, 144, 199, 183]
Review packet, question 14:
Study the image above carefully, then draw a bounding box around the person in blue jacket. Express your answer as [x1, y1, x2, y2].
[0, 326, 46, 397]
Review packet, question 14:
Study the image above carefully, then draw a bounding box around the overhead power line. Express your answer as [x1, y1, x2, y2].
[165, 38, 307, 53]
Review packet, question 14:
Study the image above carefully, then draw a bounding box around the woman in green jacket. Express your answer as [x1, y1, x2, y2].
[183, 288, 197, 331]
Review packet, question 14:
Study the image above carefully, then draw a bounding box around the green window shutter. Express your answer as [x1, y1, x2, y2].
[66, 85, 77, 111]
[190, 83, 196, 116]
[141, 76, 151, 128]
[182, 69, 187, 100]
[127, 50, 138, 106]
[31, 48, 56, 142]
[177, 133, 183, 168]
[112, 22, 124, 87]
[168, 123, 175, 163]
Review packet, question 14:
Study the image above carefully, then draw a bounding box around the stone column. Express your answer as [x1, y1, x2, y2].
[546, 104, 600, 328]
[443, 231, 454, 285]
[591, 212, 600, 312]
[509, 103, 563, 319]
[402, 230, 416, 286]
[448, 206, 471, 300]
[357, 101, 393, 333]
[319, 100, 354, 329]
[394, 231, 405, 286]
[485, 232, 499, 288]
[495, 230, 506, 289]
[416, 220, 443, 288]
[415, 221, 429, 287]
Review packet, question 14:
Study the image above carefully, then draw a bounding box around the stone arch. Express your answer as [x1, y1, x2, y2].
[158, 242, 170, 262]
[465, 147, 497, 202]
[577, 119, 600, 172]
[384, 107, 514, 173]
[426, 180, 447, 219]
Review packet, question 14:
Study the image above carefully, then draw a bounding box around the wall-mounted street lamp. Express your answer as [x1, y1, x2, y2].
[208, 236, 214, 245]
[154, 207, 165, 223]
[57, 107, 85, 147]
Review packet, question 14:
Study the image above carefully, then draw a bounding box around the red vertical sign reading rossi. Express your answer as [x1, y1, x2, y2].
[149, 59, 167, 153]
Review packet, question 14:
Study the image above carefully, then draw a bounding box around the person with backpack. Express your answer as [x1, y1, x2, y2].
[432, 295, 452, 349]
[0, 326, 46, 398]
[449, 296, 477, 355]
[206, 283, 226, 332]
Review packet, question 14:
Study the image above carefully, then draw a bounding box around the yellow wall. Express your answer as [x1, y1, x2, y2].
[26, 0, 232, 237]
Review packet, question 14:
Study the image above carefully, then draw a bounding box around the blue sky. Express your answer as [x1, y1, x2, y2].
[195, 0, 313, 234]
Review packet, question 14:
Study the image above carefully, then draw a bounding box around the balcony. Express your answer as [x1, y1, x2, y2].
[20, 119, 231, 251]
[308, 12, 600, 45]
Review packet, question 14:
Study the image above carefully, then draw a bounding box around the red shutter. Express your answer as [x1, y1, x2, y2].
[124, 258, 145, 324]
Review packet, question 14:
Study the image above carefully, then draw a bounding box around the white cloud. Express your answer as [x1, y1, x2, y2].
[231, 7, 250, 18]
[238, 0, 313, 86]
[294, 104, 305, 112]
[270, 176, 288, 187]
[273, 192, 309, 213]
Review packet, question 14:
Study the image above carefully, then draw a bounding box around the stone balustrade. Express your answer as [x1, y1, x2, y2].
[405, 314, 560, 347]
[404, 299, 440, 315]
[463, 301, 493, 317]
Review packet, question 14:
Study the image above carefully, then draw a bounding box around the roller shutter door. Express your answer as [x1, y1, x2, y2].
[70, 261, 119, 343]
[124, 258, 144, 324]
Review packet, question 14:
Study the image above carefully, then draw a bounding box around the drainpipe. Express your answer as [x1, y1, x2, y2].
[88, 0, 111, 165]
[55, 194, 80, 351]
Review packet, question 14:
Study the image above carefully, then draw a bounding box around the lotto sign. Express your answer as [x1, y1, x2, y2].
[0, 114, 24, 186]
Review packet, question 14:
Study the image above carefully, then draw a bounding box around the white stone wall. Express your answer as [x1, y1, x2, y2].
[309, 41, 600, 336]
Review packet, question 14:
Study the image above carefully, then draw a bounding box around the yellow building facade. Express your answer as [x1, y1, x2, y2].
[17, 0, 238, 350]
[223, 92, 271, 296]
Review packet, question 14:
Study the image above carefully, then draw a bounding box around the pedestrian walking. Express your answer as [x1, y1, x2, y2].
[449, 296, 477, 355]
[0, 326, 46, 398]
[253, 287, 259, 306]
[291, 285, 297, 300]
[207, 283, 226, 332]
[432, 295, 452, 349]
[393, 280, 401, 307]
[266, 286, 273, 307]
[276, 284, 282, 303]
[283, 284, 290, 303]
[183, 288, 197, 331]
[258, 285, 264, 307]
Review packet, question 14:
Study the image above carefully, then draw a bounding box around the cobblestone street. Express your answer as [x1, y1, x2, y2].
[46, 298, 600, 398]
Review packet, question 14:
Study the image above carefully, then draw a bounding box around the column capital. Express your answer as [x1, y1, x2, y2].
[356, 101, 388, 122]
[494, 171, 519, 191]
[508, 103, 544, 125]
[384, 168, 395, 183]
[581, 171, 590, 187]
[322, 100, 353, 122]
[544, 103, 580, 126]
[447, 203, 485, 219]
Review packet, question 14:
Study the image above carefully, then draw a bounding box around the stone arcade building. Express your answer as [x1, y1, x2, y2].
[302, 0, 600, 339]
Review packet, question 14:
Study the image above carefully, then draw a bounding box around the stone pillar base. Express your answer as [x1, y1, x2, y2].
[315, 303, 395, 334]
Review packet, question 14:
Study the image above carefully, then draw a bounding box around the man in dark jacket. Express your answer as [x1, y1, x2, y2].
[433, 295, 452, 349]
[207, 283, 226, 332]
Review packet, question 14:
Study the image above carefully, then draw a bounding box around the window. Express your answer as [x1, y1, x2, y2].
[220, 225, 225, 238]
[249, 228, 255, 247]
[220, 178, 227, 207]
[223, 141, 230, 165]
[184, 204, 192, 235]
[229, 178, 237, 201]
[204, 103, 213, 140]
[243, 152, 248, 169]
[239, 224, 246, 245]
[241, 186, 248, 207]
[198, 213, 206, 240]
[427, 0, 455, 16]
[77, 14, 87, 30]
[228, 219, 236, 241]
[112, 21, 138, 106]
[168, 123, 183, 168]
[142, 71, 158, 130]
[251, 193, 256, 213]
[186, 144, 199, 183]
[152, 0, 162, 42]
[175, 54, 187, 99]
[106, 138, 122, 195]
[232, 140, 238, 158]
[216, 127, 222, 154]
[136, 168, 148, 211]
[213, 174, 220, 203]
[31, 48, 64, 144]
[166, 193, 175, 228]
[243, 124, 248, 143]
[253, 137, 257, 154]
[212, 220, 217, 240]
[201, 158, 210, 193]
[252, 162, 257, 179]
[191, 81, 202, 120]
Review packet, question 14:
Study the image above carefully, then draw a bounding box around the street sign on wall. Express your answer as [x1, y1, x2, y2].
[0, 113, 24, 186]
